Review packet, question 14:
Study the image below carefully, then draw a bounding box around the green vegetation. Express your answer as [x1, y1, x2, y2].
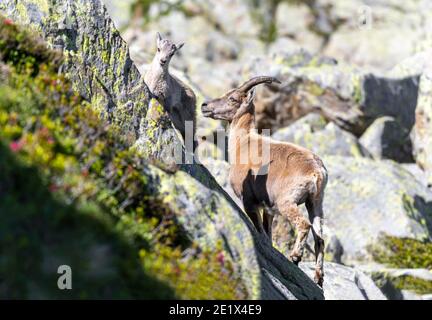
[389, 276, 432, 295]
[0, 15, 246, 299]
[371, 236, 432, 269]
[370, 235, 432, 295]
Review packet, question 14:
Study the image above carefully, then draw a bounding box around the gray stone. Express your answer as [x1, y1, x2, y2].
[401, 164, 430, 189]
[244, 50, 420, 136]
[274, 2, 323, 54]
[325, 235, 344, 264]
[359, 116, 413, 163]
[401, 290, 423, 300]
[321, 0, 432, 73]
[102, 0, 135, 30]
[273, 118, 370, 158]
[300, 262, 387, 300]
[323, 156, 432, 263]
[411, 65, 432, 187]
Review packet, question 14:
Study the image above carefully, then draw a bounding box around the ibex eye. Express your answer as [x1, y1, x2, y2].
[157, 48, 160, 52]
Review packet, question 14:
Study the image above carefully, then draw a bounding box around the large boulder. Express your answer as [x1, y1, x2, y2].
[300, 262, 387, 300]
[360, 264, 432, 300]
[401, 164, 430, 189]
[243, 50, 420, 136]
[0, 0, 324, 300]
[274, 1, 323, 54]
[359, 116, 413, 163]
[320, 0, 432, 73]
[273, 114, 371, 158]
[412, 66, 432, 187]
[323, 156, 432, 263]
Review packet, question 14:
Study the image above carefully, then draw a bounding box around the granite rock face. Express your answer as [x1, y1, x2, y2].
[412, 65, 432, 187]
[300, 262, 387, 300]
[359, 116, 413, 163]
[244, 51, 420, 137]
[323, 156, 432, 263]
[273, 114, 370, 158]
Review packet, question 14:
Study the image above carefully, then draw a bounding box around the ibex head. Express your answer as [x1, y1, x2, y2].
[201, 76, 280, 122]
[154, 32, 184, 68]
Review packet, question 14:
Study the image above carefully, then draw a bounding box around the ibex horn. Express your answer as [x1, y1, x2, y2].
[238, 76, 281, 93]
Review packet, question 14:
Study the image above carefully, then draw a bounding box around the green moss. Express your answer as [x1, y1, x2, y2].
[370, 235, 432, 269]
[390, 276, 432, 295]
[352, 75, 363, 104]
[306, 81, 326, 96]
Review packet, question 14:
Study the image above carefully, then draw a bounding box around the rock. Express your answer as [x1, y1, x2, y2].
[363, 265, 432, 300]
[412, 65, 432, 187]
[401, 290, 423, 300]
[273, 112, 328, 137]
[359, 116, 413, 163]
[274, 2, 323, 54]
[385, 269, 432, 281]
[203, 0, 260, 38]
[300, 262, 387, 300]
[198, 157, 243, 210]
[0, 0, 324, 300]
[422, 294, 432, 300]
[268, 37, 301, 57]
[360, 264, 432, 281]
[273, 115, 370, 158]
[321, 0, 432, 73]
[102, 0, 135, 30]
[401, 164, 430, 189]
[323, 156, 432, 263]
[325, 235, 344, 265]
[205, 31, 240, 63]
[244, 50, 420, 136]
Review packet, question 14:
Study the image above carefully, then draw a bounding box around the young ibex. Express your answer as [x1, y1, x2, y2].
[201, 77, 328, 286]
[145, 32, 196, 148]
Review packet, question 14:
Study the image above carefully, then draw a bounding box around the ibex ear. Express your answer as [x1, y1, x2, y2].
[247, 88, 256, 104]
[156, 32, 162, 45]
[176, 43, 185, 51]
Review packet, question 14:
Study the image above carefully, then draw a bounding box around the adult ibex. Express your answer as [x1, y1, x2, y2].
[201, 77, 328, 286]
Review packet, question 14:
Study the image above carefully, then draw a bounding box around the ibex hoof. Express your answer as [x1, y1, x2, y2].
[290, 254, 301, 266]
[314, 270, 324, 288]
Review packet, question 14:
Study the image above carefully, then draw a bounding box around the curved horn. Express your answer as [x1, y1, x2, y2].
[238, 76, 281, 93]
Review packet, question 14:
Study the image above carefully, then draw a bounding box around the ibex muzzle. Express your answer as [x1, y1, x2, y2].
[201, 76, 280, 121]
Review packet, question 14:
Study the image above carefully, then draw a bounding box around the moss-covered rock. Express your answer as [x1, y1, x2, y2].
[359, 116, 414, 163]
[322, 156, 432, 263]
[366, 236, 432, 297]
[300, 262, 386, 300]
[244, 50, 420, 137]
[412, 67, 432, 187]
